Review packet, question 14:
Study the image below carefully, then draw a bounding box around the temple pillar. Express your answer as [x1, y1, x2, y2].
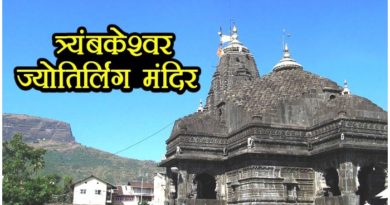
[314, 170, 327, 197]
[177, 170, 188, 199]
[338, 161, 358, 195]
[215, 174, 227, 200]
[187, 173, 197, 199]
[338, 162, 360, 205]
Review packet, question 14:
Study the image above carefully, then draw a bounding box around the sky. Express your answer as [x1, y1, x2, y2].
[3, 0, 387, 161]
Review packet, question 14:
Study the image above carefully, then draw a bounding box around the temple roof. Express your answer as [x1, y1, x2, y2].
[233, 68, 386, 126]
[173, 27, 386, 136]
[215, 36, 386, 126]
[162, 27, 387, 163]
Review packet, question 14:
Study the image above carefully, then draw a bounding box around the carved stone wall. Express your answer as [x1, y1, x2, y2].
[224, 165, 314, 204]
[166, 118, 387, 159]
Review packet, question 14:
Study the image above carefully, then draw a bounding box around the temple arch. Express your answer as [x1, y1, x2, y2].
[356, 165, 386, 205]
[324, 168, 341, 196]
[194, 173, 217, 199]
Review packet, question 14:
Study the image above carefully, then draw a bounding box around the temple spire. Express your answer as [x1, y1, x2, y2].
[208, 25, 259, 114]
[283, 43, 291, 58]
[231, 24, 238, 41]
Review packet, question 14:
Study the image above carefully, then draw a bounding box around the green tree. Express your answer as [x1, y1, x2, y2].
[3, 134, 59, 205]
[55, 175, 73, 203]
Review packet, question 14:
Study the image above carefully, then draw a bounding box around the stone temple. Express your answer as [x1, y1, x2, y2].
[160, 26, 388, 205]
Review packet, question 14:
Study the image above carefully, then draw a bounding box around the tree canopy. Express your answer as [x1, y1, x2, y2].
[3, 134, 59, 205]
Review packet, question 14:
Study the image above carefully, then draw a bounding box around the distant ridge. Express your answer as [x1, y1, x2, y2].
[3, 113, 75, 143]
[2, 113, 162, 184]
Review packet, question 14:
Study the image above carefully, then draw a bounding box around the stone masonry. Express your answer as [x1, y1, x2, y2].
[160, 26, 387, 205]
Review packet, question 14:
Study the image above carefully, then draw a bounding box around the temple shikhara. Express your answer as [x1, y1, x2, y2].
[160, 26, 387, 205]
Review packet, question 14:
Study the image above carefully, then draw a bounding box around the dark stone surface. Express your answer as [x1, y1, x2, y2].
[3, 113, 75, 143]
[172, 199, 226, 205]
[315, 195, 359, 205]
[161, 39, 387, 205]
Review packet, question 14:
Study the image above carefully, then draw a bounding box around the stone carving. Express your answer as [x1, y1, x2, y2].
[247, 136, 254, 148]
[316, 172, 328, 196]
[176, 146, 181, 154]
[188, 179, 197, 199]
[218, 175, 226, 200]
[181, 135, 226, 145]
[229, 127, 305, 144]
[215, 175, 220, 199]
[287, 186, 298, 201]
[356, 165, 360, 191]
[223, 147, 228, 156]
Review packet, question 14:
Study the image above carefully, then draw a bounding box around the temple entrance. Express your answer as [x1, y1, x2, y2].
[324, 168, 341, 196]
[194, 173, 216, 199]
[356, 165, 386, 205]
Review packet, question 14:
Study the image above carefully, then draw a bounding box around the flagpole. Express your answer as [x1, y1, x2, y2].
[282, 29, 291, 50]
[282, 29, 286, 51]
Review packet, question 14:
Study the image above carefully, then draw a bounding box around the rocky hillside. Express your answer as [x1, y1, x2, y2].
[41, 144, 162, 184]
[2, 113, 162, 184]
[3, 114, 75, 143]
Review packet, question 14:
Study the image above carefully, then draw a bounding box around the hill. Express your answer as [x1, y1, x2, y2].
[3, 113, 163, 184]
[3, 114, 75, 143]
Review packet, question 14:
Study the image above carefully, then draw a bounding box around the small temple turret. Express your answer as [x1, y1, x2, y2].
[217, 24, 250, 56]
[273, 43, 303, 71]
[197, 100, 204, 112]
[341, 80, 351, 95]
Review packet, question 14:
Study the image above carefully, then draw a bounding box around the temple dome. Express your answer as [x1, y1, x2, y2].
[229, 68, 386, 127]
